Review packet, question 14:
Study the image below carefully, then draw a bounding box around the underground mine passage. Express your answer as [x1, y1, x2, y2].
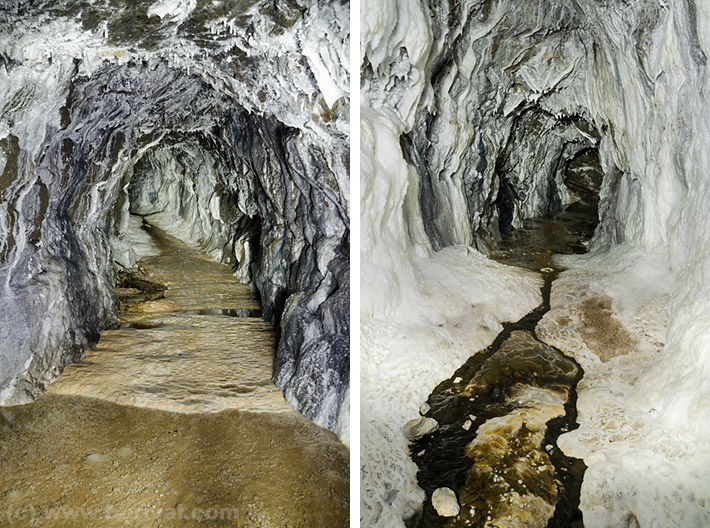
[407, 111, 604, 528]
[0, 1, 349, 526]
[362, 0, 710, 527]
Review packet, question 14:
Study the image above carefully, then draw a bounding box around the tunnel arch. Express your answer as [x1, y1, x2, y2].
[0, 0, 349, 437]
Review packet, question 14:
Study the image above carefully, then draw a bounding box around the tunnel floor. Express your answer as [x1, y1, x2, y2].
[408, 197, 597, 527]
[49, 223, 293, 413]
[0, 224, 349, 527]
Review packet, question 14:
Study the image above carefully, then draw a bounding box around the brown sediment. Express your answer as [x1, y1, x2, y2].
[0, 395, 348, 527]
[577, 295, 636, 362]
[0, 222, 348, 527]
[540, 293, 638, 363]
[460, 405, 560, 527]
[49, 223, 288, 414]
[410, 329, 581, 528]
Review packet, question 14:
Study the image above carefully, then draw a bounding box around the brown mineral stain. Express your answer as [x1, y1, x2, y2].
[0, 395, 348, 527]
[578, 295, 637, 362]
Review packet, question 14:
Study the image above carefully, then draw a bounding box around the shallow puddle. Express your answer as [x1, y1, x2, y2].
[48, 223, 288, 414]
[0, 394, 348, 527]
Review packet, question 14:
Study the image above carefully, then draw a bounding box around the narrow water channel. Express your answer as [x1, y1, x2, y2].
[408, 188, 599, 527]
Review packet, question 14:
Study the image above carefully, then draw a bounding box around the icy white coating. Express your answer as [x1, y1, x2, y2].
[147, 0, 197, 23]
[362, 0, 710, 525]
[360, 1, 542, 523]
[0, 0, 349, 440]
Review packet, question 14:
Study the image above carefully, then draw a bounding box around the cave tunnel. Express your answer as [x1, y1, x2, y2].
[362, 0, 710, 527]
[0, 0, 349, 525]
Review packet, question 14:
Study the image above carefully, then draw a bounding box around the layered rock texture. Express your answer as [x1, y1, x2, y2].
[0, 0, 349, 438]
[362, 0, 710, 525]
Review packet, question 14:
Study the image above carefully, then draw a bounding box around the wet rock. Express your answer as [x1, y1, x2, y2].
[412, 327, 583, 526]
[405, 416, 439, 439]
[432, 487, 460, 517]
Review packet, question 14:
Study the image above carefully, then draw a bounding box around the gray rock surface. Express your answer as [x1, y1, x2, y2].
[0, 0, 349, 437]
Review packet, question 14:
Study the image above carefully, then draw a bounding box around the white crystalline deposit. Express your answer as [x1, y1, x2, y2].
[405, 416, 439, 440]
[540, 2, 710, 526]
[360, 0, 542, 525]
[147, 0, 196, 23]
[363, 0, 710, 526]
[431, 487, 460, 517]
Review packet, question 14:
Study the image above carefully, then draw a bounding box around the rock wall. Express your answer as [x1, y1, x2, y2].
[362, 0, 710, 525]
[0, 0, 349, 439]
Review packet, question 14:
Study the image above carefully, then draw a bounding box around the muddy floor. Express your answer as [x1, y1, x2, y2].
[0, 395, 348, 527]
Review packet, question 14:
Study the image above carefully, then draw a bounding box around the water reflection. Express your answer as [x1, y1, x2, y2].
[49, 223, 286, 413]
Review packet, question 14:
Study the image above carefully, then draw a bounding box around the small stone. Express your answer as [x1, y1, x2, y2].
[453, 377, 463, 384]
[468, 414, 476, 421]
[462, 419, 472, 431]
[432, 487, 460, 517]
[85, 453, 110, 464]
[118, 447, 134, 458]
[541, 267, 555, 273]
[420, 401, 431, 415]
[545, 444, 554, 452]
[405, 417, 439, 439]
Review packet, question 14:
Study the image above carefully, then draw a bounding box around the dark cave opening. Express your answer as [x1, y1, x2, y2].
[492, 108, 603, 242]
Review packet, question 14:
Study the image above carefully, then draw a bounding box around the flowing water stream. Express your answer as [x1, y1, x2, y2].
[0, 222, 348, 527]
[408, 192, 599, 528]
